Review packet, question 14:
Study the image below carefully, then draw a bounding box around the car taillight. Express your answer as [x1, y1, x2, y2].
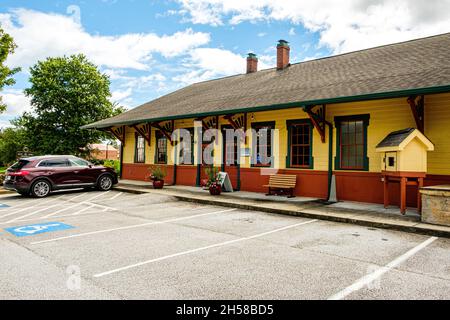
[9, 170, 30, 176]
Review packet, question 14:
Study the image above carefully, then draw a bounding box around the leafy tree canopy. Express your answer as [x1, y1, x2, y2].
[0, 26, 20, 113]
[20, 54, 124, 156]
[0, 125, 27, 166]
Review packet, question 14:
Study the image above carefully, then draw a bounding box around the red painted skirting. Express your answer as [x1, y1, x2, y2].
[122, 163, 174, 184]
[122, 163, 450, 206]
[176, 165, 198, 186]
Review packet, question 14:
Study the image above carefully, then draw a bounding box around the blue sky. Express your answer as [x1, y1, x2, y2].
[1, 0, 449, 128]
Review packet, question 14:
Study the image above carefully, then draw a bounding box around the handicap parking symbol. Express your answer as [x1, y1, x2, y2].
[0, 203, 10, 209]
[4, 222, 74, 237]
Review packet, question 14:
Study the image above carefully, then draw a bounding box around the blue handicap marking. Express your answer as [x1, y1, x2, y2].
[0, 203, 10, 209]
[5, 222, 75, 237]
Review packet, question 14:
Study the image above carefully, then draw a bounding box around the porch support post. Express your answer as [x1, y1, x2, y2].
[195, 124, 202, 186]
[407, 95, 425, 133]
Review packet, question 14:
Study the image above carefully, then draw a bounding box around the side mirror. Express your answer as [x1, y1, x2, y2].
[88, 164, 93, 168]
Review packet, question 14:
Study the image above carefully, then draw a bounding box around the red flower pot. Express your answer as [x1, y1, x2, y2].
[152, 180, 165, 189]
[209, 184, 222, 195]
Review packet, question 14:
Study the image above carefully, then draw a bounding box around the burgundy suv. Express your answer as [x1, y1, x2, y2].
[3, 155, 118, 197]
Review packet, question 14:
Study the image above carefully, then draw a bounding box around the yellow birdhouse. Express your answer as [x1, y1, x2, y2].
[376, 128, 434, 173]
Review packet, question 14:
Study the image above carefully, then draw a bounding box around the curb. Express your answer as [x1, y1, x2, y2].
[114, 186, 450, 238]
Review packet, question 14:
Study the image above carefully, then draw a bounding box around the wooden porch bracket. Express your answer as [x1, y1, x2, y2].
[195, 116, 219, 131]
[132, 123, 151, 146]
[224, 114, 246, 130]
[304, 105, 326, 143]
[224, 113, 248, 143]
[106, 126, 126, 146]
[407, 95, 425, 133]
[151, 120, 174, 145]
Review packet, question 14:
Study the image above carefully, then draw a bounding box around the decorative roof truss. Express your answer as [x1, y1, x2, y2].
[304, 104, 326, 143]
[106, 126, 126, 146]
[132, 123, 151, 146]
[407, 95, 424, 133]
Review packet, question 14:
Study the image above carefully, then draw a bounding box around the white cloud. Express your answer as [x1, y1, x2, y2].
[176, 0, 450, 54]
[1, 89, 31, 116]
[0, 8, 211, 70]
[288, 27, 295, 36]
[173, 47, 273, 85]
[0, 119, 13, 129]
[111, 88, 133, 102]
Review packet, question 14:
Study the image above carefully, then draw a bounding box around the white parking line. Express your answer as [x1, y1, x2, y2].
[0, 195, 64, 218]
[93, 219, 318, 278]
[42, 192, 108, 218]
[71, 204, 95, 216]
[109, 192, 122, 200]
[1, 203, 64, 224]
[30, 208, 238, 245]
[327, 236, 438, 300]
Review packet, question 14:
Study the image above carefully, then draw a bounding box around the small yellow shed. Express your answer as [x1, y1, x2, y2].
[376, 128, 434, 173]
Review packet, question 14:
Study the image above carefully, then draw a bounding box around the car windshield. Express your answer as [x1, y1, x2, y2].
[9, 160, 30, 171]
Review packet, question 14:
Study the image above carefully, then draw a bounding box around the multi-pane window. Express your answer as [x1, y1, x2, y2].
[179, 128, 194, 165]
[135, 135, 145, 163]
[252, 122, 274, 167]
[289, 121, 312, 168]
[336, 115, 369, 170]
[223, 127, 238, 166]
[155, 131, 167, 164]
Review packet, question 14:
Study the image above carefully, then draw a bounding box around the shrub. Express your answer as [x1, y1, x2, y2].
[205, 165, 219, 186]
[148, 165, 167, 181]
[103, 159, 120, 175]
[0, 173, 5, 185]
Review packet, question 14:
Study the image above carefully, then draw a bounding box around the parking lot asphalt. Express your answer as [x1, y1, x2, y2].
[0, 189, 449, 300]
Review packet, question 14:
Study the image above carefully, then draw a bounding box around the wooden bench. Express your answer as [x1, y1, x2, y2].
[263, 174, 297, 198]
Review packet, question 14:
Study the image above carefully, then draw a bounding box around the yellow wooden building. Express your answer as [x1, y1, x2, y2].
[83, 34, 450, 207]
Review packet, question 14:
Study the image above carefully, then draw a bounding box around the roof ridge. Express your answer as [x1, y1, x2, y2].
[188, 32, 450, 87]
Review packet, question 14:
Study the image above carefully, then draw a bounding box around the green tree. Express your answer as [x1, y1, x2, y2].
[20, 54, 124, 156]
[0, 26, 20, 113]
[0, 126, 27, 166]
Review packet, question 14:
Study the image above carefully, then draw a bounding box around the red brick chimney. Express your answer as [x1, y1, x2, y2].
[276, 40, 290, 70]
[246, 53, 258, 74]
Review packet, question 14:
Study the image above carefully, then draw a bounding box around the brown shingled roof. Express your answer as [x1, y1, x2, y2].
[84, 33, 450, 129]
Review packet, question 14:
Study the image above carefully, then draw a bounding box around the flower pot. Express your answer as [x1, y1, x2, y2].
[209, 184, 222, 195]
[152, 180, 165, 189]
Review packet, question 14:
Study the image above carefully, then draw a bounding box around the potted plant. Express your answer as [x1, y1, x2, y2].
[148, 165, 167, 189]
[205, 165, 221, 195]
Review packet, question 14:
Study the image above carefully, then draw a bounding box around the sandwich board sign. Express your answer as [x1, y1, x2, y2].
[217, 172, 234, 192]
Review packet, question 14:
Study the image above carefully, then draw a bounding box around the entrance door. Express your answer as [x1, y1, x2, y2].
[222, 125, 239, 190]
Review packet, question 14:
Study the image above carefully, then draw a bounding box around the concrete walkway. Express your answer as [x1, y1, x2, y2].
[118, 181, 448, 238]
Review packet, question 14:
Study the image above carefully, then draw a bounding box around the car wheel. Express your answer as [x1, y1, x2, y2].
[31, 180, 51, 198]
[97, 175, 113, 191]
